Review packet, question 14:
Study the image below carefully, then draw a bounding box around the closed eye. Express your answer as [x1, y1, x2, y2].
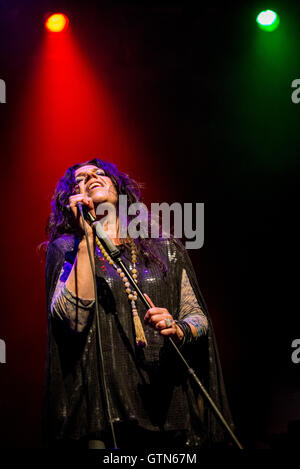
[75, 169, 105, 183]
[96, 169, 105, 176]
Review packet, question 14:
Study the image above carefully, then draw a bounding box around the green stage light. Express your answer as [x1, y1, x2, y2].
[256, 10, 280, 32]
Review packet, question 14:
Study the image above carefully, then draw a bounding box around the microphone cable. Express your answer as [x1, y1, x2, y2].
[77, 202, 118, 449]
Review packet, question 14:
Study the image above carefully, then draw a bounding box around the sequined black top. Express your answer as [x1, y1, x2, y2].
[43, 234, 233, 446]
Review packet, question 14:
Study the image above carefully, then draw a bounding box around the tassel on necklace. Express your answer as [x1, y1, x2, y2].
[95, 237, 147, 347]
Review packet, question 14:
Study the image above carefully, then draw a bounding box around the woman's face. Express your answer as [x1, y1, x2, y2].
[74, 164, 118, 207]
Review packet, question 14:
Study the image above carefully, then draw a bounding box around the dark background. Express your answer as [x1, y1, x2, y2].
[0, 0, 299, 448]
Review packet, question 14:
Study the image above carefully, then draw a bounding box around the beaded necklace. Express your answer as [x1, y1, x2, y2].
[95, 236, 147, 348]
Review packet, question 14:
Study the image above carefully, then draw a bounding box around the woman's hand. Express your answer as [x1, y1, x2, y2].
[143, 294, 184, 343]
[68, 193, 95, 240]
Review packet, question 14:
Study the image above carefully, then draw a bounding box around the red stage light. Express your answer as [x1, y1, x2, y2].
[45, 13, 69, 33]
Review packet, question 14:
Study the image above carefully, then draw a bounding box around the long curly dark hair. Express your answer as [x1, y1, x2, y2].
[47, 158, 142, 241]
[46, 158, 166, 274]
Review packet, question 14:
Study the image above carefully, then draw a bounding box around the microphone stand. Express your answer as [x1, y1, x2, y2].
[85, 210, 243, 450]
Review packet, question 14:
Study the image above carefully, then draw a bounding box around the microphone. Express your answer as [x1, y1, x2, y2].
[77, 201, 86, 213]
[77, 201, 121, 260]
[92, 221, 121, 260]
[77, 201, 95, 222]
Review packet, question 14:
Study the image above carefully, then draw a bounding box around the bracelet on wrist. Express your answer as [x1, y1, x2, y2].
[174, 320, 194, 347]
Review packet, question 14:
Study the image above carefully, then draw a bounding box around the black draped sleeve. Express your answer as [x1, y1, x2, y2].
[172, 238, 235, 444]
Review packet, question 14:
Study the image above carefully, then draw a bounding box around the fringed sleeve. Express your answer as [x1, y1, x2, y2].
[179, 268, 208, 338]
[50, 262, 95, 332]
